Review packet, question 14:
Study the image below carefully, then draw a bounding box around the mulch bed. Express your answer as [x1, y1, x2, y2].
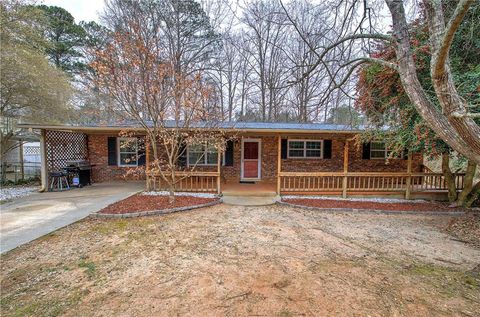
[282, 198, 468, 213]
[99, 194, 218, 215]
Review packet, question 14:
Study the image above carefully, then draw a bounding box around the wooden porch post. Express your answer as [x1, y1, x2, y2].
[277, 136, 281, 195]
[217, 149, 221, 194]
[342, 140, 349, 198]
[39, 129, 48, 192]
[405, 153, 413, 200]
[146, 137, 151, 191]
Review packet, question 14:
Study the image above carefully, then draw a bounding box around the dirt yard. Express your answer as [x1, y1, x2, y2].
[1, 204, 479, 316]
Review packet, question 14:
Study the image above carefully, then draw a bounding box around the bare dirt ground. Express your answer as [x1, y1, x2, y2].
[1, 204, 479, 317]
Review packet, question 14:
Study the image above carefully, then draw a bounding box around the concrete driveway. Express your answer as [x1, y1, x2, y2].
[0, 181, 144, 253]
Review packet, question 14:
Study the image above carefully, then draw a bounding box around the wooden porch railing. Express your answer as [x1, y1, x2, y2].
[279, 172, 465, 196]
[147, 171, 220, 193]
[411, 173, 465, 191]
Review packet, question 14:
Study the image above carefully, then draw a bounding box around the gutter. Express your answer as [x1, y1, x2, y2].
[17, 123, 364, 134]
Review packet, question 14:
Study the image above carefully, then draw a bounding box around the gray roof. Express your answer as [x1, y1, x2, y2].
[18, 120, 364, 133]
[219, 121, 361, 131]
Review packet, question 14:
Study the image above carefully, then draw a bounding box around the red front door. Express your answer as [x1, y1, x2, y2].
[243, 141, 259, 179]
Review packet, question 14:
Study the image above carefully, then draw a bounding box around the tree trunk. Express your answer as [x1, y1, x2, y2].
[456, 160, 477, 206]
[424, 0, 480, 163]
[465, 182, 480, 208]
[441, 153, 457, 202]
[168, 187, 175, 204]
[385, 0, 480, 165]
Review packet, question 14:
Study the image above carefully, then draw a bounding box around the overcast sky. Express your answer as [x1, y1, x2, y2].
[38, 0, 398, 34]
[41, 0, 105, 23]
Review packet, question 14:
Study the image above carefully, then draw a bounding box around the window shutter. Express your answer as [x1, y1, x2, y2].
[107, 137, 117, 166]
[137, 137, 146, 166]
[225, 140, 234, 166]
[281, 139, 288, 159]
[362, 142, 371, 160]
[178, 140, 187, 167]
[323, 140, 332, 159]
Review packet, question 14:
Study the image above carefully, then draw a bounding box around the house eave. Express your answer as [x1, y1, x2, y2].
[17, 123, 363, 134]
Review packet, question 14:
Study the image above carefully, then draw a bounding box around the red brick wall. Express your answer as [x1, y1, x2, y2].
[221, 137, 278, 183]
[348, 142, 423, 172]
[221, 134, 423, 184]
[281, 135, 345, 173]
[88, 134, 145, 183]
[282, 135, 423, 174]
[138, 132, 424, 185]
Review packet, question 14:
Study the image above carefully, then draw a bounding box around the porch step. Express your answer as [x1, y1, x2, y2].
[221, 190, 277, 197]
[222, 195, 280, 206]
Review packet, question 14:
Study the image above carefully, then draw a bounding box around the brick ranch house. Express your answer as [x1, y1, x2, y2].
[19, 122, 465, 200]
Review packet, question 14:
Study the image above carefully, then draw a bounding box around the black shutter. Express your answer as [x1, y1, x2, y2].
[225, 140, 234, 166]
[178, 140, 187, 167]
[107, 137, 117, 166]
[137, 137, 146, 166]
[362, 142, 371, 160]
[281, 139, 288, 159]
[323, 140, 332, 159]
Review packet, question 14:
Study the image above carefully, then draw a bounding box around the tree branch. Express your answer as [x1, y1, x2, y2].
[433, 0, 474, 78]
[346, 57, 398, 71]
[450, 111, 480, 118]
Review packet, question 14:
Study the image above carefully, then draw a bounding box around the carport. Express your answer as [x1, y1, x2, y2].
[39, 129, 89, 191]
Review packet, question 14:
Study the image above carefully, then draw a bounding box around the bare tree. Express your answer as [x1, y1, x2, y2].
[282, 0, 333, 122]
[242, 0, 289, 121]
[282, 0, 480, 164]
[95, 3, 227, 202]
[210, 33, 244, 121]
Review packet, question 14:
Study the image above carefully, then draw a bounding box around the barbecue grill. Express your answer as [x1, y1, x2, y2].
[65, 160, 94, 187]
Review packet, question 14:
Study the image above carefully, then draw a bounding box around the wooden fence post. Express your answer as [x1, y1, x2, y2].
[405, 153, 413, 200]
[342, 140, 349, 198]
[19, 141, 25, 180]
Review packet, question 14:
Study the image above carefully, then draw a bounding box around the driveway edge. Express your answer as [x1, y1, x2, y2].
[277, 200, 466, 216]
[91, 199, 222, 219]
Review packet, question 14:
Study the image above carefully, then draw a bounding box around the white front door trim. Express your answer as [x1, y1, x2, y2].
[240, 138, 261, 181]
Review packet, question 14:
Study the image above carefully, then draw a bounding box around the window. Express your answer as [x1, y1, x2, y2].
[187, 143, 218, 166]
[370, 142, 391, 159]
[118, 138, 138, 166]
[287, 140, 323, 158]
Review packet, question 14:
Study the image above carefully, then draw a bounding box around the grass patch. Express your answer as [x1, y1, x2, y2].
[78, 260, 96, 278]
[1, 290, 85, 317]
[403, 263, 480, 297]
[90, 218, 158, 236]
[91, 219, 129, 235]
[409, 263, 442, 276]
[278, 309, 293, 317]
